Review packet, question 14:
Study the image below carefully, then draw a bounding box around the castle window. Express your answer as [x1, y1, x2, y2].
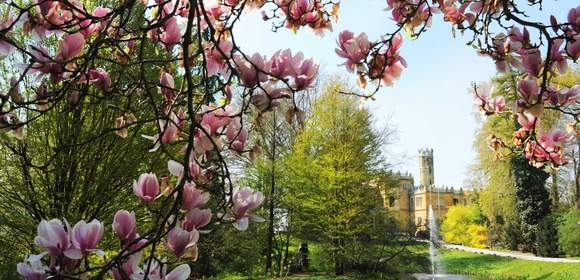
[415, 197, 423, 207]
[453, 198, 459, 205]
[389, 196, 396, 207]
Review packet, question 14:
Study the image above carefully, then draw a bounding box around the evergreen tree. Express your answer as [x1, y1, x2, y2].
[511, 155, 551, 253]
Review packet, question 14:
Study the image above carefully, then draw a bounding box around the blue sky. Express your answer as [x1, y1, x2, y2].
[233, 0, 573, 188]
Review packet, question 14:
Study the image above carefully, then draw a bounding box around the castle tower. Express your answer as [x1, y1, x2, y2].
[418, 148, 434, 186]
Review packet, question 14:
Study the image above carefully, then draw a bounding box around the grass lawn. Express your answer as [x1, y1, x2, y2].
[441, 249, 580, 280]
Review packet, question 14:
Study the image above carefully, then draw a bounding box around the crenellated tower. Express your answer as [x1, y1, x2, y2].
[418, 148, 434, 186]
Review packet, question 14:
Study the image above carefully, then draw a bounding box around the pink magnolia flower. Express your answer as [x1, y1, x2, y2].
[0, 19, 15, 58]
[539, 129, 570, 149]
[181, 182, 210, 211]
[110, 252, 142, 280]
[291, 56, 318, 90]
[79, 7, 112, 37]
[269, 49, 294, 78]
[133, 173, 160, 203]
[113, 210, 137, 242]
[159, 71, 176, 101]
[205, 39, 233, 76]
[550, 39, 568, 74]
[525, 130, 570, 167]
[142, 119, 180, 152]
[166, 226, 199, 257]
[233, 53, 268, 87]
[226, 118, 248, 152]
[566, 34, 580, 60]
[166, 264, 191, 280]
[34, 219, 71, 257]
[517, 112, 538, 131]
[183, 208, 212, 231]
[520, 48, 542, 77]
[568, 5, 580, 33]
[56, 33, 85, 61]
[335, 31, 371, 73]
[16, 255, 47, 280]
[228, 187, 265, 231]
[517, 79, 540, 105]
[160, 17, 182, 51]
[69, 219, 104, 256]
[79, 68, 112, 93]
[201, 107, 230, 136]
[168, 158, 203, 181]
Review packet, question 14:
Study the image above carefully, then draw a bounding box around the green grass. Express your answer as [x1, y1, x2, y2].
[441, 249, 580, 280]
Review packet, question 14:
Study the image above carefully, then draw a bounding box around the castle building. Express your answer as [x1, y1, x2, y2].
[382, 149, 470, 232]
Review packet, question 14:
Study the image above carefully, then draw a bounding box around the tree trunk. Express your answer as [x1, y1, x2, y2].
[550, 169, 559, 210]
[333, 239, 345, 276]
[265, 110, 277, 276]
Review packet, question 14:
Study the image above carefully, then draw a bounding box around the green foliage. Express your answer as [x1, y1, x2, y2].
[283, 82, 390, 275]
[558, 209, 580, 256]
[511, 155, 551, 253]
[535, 214, 560, 257]
[441, 205, 488, 248]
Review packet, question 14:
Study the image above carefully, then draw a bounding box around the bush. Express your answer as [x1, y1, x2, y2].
[441, 205, 487, 247]
[535, 215, 559, 257]
[467, 224, 489, 249]
[558, 208, 580, 256]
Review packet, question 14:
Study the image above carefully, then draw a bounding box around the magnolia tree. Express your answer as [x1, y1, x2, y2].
[0, 0, 578, 279]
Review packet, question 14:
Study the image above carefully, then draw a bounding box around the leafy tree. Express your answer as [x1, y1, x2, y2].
[557, 209, 580, 256]
[283, 82, 389, 275]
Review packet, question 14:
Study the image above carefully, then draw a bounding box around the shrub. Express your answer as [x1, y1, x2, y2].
[558, 209, 580, 256]
[441, 205, 485, 247]
[467, 224, 489, 248]
[535, 214, 559, 257]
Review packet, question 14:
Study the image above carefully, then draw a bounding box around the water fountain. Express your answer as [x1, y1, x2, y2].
[428, 204, 446, 278]
[413, 205, 467, 280]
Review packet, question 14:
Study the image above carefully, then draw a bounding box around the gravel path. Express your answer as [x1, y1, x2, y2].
[442, 243, 580, 263]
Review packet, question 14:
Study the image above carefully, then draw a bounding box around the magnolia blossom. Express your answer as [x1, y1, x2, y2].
[113, 210, 137, 242]
[142, 119, 180, 152]
[517, 79, 543, 115]
[544, 85, 579, 106]
[159, 71, 176, 101]
[183, 208, 212, 231]
[226, 118, 248, 152]
[166, 226, 199, 257]
[472, 82, 505, 114]
[17, 255, 47, 280]
[517, 112, 538, 131]
[168, 159, 203, 181]
[110, 252, 190, 280]
[233, 53, 268, 87]
[227, 187, 265, 231]
[205, 39, 233, 76]
[69, 219, 104, 257]
[79, 68, 112, 93]
[335, 31, 371, 72]
[160, 17, 182, 51]
[181, 182, 210, 211]
[79, 7, 111, 37]
[133, 172, 160, 203]
[291, 56, 318, 90]
[525, 129, 570, 167]
[34, 219, 71, 257]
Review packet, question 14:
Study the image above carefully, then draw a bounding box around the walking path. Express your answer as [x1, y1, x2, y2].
[442, 243, 580, 263]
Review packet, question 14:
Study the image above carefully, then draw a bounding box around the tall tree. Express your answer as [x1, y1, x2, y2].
[284, 82, 389, 275]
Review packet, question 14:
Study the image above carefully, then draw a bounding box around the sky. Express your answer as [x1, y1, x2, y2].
[232, 0, 573, 188]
